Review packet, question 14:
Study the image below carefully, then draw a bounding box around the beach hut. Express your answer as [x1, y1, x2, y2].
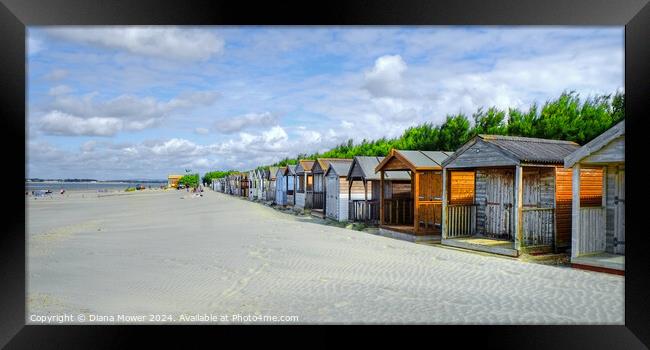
[310, 158, 350, 218]
[168, 174, 183, 188]
[564, 121, 625, 273]
[323, 159, 355, 222]
[346, 156, 411, 224]
[248, 170, 258, 200]
[374, 150, 453, 242]
[440, 134, 591, 257]
[275, 166, 288, 205]
[287, 164, 297, 206]
[240, 172, 249, 198]
[265, 167, 278, 202]
[294, 160, 315, 210]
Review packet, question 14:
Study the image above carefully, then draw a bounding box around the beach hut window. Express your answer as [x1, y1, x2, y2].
[580, 167, 603, 207]
[450, 171, 475, 205]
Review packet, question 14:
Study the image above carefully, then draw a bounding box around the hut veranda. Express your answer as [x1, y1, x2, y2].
[374, 150, 453, 242]
[346, 156, 411, 224]
[564, 121, 625, 273]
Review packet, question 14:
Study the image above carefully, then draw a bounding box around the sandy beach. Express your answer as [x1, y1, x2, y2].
[26, 189, 624, 324]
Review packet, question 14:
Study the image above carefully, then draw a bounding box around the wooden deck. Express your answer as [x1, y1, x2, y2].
[571, 252, 624, 274]
[442, 236, 518, 257]
[311, 209, 325, 218]
[378, 225, 440, 243]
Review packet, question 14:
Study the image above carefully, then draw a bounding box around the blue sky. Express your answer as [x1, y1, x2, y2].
[27, 26, 624, 179]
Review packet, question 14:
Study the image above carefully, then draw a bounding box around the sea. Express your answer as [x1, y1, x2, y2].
[25, 181, 168, 192]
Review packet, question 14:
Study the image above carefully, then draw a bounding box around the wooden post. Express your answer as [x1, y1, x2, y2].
[380, 170, 385, 225]
[442, 168, 448, 240]
[514, 165, 523, 252]
[348, 178, 353, 221]
[571, 164, 581, 259]
[413, 171, 419, 234]
[363, 179, 368, 222]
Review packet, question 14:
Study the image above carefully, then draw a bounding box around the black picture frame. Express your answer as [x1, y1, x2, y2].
[1, 0, 648, 348]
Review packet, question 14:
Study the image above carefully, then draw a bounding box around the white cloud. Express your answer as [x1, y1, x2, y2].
[40, 111, 123, 137]
[363, 55, 412, 98]
[39, 90, 219, 136]
[215, 112, 279, 134]
[194, 127, 209, 135]
[47, 27, 225, 61]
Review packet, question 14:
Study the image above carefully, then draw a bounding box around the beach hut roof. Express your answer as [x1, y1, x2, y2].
[442, 134, 580, 167]
[286, 165, 297, 175]
[324, 159, 353, 177]
[376, 149, 454, 172]
[268, 166, 279, 180]
[564, 121, 625, 168]
[295, 160, 315, 174]
[313, 158, 351, 174]
[348, 156, 410, 181]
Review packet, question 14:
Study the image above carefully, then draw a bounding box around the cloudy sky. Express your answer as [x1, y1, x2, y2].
[27, 26, 623, 180]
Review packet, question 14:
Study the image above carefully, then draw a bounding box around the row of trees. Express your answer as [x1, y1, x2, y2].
[204, 91, 624, 181]
[201, 170, 238, 185]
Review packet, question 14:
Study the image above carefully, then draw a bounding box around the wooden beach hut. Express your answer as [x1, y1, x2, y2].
[265, 167, 278, 202]
[564, 121, 625, 273]
[294, 160, 315, 210]
[287, 164, 297, 206]
[274, 166, 288, 206]
[346, 156, 411, 224]
[323, 159, 354, 222]
[167, 174, 183, 188]
[374, 150, 453, 242]
[441, 135, 590, 257]
[310, 158, 350, 218]
[239, 172, 249, 198]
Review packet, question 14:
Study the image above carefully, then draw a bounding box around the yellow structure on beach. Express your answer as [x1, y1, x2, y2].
[168, 175, 184, 188]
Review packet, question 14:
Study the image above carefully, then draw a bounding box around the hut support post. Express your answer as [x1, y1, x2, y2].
[380, 170, 385, 225]
[442, 168, 448, 240]
[571, 164, 581, 259]
[363, 179, 368, 222]
[348, 179, 353, 221]
[514, 165, 523, 251]
[413, 171, 419, 234]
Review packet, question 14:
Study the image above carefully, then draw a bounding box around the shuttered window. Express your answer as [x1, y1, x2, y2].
[580, 167, 603, 207]
[449, 171, 475, 205]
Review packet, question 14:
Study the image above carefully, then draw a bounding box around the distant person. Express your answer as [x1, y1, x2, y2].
[60, 189, 65, 195]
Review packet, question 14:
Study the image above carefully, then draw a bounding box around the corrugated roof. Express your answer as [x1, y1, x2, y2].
[296, 160, 314, 173]
[396, 150, 454, 168]
[325, 159, 353, 176]
[313, 158, 350, 173]
[479, 134, 579, 164]
[351, 156, 411, 180]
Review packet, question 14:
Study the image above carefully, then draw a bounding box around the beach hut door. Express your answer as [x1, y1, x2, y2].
[485, 169, 514, 239]
[326, 175, 338, 218]
[614, 166, 625, 255]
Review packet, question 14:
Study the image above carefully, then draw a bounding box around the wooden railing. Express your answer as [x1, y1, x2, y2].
[349, 200, 379, 223]
[522, 207, 555, 246]
[577, 206, 605, 255]
[383, 198, 413, 225]
[312, 192, 324, 210]
[446, 204, 477, 238]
